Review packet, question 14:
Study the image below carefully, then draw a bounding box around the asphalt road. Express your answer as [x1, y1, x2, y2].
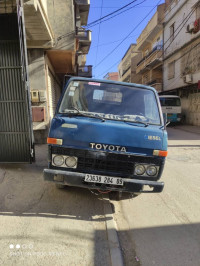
[113, 126, 200, 266]
[0, 146, 111, 266]
[0, 126, 199, 266]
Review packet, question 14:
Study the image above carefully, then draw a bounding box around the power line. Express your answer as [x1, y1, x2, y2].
[165, 41, 200, 89]
[85, 0, 148, 29]
[90, 34, 139, 50]
[97, 1, 192, 78]
[94, 60, 122, 78]
[57, 0, 146, 41]
[86, 0, 141, 28]
[90, 6, 159, 9]
[94, 0, 103, 76]
[94, 0, 162, 71]
[161, 7, 196, 59]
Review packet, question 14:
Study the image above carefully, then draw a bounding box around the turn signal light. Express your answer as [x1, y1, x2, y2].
[153, 150, 168, 157]
[47, 138, 63, 145]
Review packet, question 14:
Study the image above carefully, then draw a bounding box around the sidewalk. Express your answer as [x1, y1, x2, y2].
[172, 124, 200, 135]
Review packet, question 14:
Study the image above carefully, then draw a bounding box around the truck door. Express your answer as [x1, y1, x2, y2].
[0, 0, 34, 163]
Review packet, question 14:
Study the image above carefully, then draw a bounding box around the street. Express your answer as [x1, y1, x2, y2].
[0, 126, 200, 266]
[113, 126, 200, 266]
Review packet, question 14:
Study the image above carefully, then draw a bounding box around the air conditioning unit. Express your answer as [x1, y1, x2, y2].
[184, 74, 193, 83]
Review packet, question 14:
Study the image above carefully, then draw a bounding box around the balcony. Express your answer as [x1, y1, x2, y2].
[122, 66, 131, 77]
[75, 0, 90, 26]
[78, 65, 92, 78]
[47, 50, 76, 74]
[24, 0, 54, 48]
[136, 46, 162, 74]
[147, 79, 162, 92]
[136, 4, 165, 51]
[76, 28, 91, 54]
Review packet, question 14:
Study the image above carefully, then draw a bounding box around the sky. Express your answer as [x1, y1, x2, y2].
[86, 0, 165, 79]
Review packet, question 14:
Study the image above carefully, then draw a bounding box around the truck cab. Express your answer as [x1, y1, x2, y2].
[43, 77, 168, 198]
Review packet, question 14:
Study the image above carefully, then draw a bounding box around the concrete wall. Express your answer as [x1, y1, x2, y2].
[118, 44, 136, 81]
[47, 0, 75, 51]
[131, 53, 142, 84]
[28, 49, 46, 91]
[181, 93, 200, 125]
[28, 49, 49, 143]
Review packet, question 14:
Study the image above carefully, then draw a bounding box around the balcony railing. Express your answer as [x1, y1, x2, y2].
[136, 46, 162, 74]
[78, 65, 92, 78]
[147, 79, 162, 92]
[76, 28, 91, 42]
[75, 0, 90, 26]
[75, 0, 90, 5]
[137, 45, 162, 67]
[147, 79, 162, 86]
[122, 66, 131, 77]
[76, 28, 91, 54]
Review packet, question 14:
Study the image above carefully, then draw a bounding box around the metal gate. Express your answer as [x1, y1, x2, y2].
[0, 0, 34, 163]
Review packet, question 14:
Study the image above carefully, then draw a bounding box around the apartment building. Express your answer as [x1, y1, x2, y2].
[163, 0, 200, 125]
[0, 0, 91, 162]
[103, 72, 119, 81]
[135, 3, 165, 93]
[118, 44, 136, 83]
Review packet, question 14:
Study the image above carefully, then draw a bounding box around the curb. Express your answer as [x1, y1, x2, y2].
[103, 195, 124, 266]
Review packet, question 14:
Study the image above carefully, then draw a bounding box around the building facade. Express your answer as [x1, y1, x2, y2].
[26, 0, 91, 142]
[118, 44, 136, 83]
[0, 0, 91, 162]
[103, 72, 119, 81]
[130, 47, 142, 84]
[163, 0, 200, 125]
[135, 3, 165, 93]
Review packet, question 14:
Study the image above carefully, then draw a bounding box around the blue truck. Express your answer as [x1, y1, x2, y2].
[43, 77, 168, 199]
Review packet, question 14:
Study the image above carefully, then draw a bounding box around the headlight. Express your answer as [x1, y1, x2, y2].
[65, 156, 77, 168]
[135, 165, 145, 175]
[146, 166, 157, 176]
[53, 155, 64, 166]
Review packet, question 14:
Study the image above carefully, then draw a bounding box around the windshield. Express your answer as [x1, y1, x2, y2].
[59, 80, 161, 125]
[160, 97, 181, 107]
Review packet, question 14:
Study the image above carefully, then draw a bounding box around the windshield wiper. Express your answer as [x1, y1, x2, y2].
[123, 119, 149, 127]
[61, 108, 149, 126]
[62, 107, 105, 121]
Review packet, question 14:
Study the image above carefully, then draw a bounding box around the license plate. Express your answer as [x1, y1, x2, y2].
[84, 174, 123, 186]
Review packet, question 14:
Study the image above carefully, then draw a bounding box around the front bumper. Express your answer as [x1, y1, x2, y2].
[43, 169, 164, 193]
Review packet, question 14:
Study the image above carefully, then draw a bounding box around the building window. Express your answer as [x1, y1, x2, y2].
[168, 61, 175, 79]
[170, 23, 175, 42]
